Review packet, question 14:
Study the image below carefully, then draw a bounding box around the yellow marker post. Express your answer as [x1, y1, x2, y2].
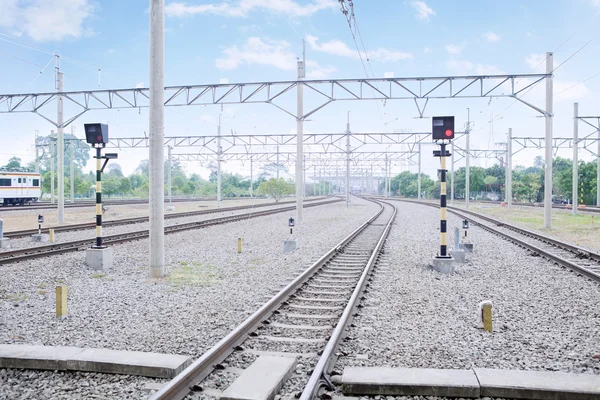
[49, 229, 55, 243]
[237, 238, 243, 253]
[56, 285, 67, 317]
[480, 301, 493, 333]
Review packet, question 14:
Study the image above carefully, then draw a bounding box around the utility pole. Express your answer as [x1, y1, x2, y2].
[56, 55, 65, 224]
[149, 0, 165, 278]
[70, 126, 75, 203]
[249, 156, 253, 198]
[544, 52, 554, 229]
[466, 108, 471, 209]
[597, 126, 600, 206]
[418, 143, 422, 200]
[167, 145, 173, 210]
[313, 166, 316, 196]
[507, 128, 512, 207]
[295, 40, 305, 223]
[346, 111, 350, 207]
[35, 130, 40, 173]
[50, 130, 55, 204]
[217, 108, 222, 208]
[572, 103, 578, 215]
[276, 145, 280, 180]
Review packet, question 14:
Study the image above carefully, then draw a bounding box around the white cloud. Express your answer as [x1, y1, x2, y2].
[136, 82, 145, 88]
[0, 0, 95, 42]
[424, 47, 431, 53]
[447, 59, 504, 75]
[166, 0, 336, 18]
[305, 60, 336, 79]
[216, 37, 297, 70]
[590, 0, 600, 10]
[525, 53, 546, 72]
[483, 32, 500, 42]
[445, 44, 463, 55]
[411, 1, 434, 21]
[384, 72, 394, 78]
[305, 34, 412, 61]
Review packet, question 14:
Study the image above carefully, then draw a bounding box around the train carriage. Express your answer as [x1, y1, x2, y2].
[0, 169, 42, 205]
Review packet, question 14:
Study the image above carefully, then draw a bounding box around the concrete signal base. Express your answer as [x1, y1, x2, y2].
[449, 248, 466, 263]
[167, 205, 175, 211]
[31, 234, 49, 243]
[460, 242, 474, 252]
[284, 239, 299, 253]
[86, 247, 114, 271]
[0, 238, 10, 249]
[430, 256, 454, 274]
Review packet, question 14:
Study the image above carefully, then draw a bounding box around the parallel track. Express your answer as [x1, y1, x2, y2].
[0, 198, 340, 266]
[4, 197, 325, 239]
[0, 197, 199, 211]
[149, 199, 396, 400]
[393, 198, 600, 282]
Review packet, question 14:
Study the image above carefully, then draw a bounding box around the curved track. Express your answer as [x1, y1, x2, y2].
[0, 198, 340, 266]
[149, 199, 397, 400]
[393, 198, 600, 282]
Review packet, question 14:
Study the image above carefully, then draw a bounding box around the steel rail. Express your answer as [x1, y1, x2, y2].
[392, 198, 600, 282]
[0, 199, 340, 265]
[300, 200, 397, 400]
[4, 197, 325, 239]
[0, 197, 199, 211]
[149, 200, 386, 400]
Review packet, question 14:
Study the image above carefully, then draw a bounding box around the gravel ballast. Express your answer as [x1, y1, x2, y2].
[0, 198, 378, 399]
[337, 200, 600, 377]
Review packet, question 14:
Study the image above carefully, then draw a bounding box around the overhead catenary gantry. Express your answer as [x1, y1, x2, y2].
[0, 53, 555, 277]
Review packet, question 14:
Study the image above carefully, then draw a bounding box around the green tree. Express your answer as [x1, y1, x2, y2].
[3, 157, 22, 169]
[257, 178, 294, 202]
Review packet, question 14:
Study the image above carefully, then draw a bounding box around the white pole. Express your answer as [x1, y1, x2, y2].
[597, 127, 600, 206]
[249, 156, 253, 198]
[50, 130, 55, 204]
[295, 58, 304, 222]
[276, 145, 280, 180]
[70, 127, 75, 203]
[149, 0, 165, 278]
[346, 112, 350, 207]
[418, 143, 422, 200]
[56, 60, 64, 224]
[35, 131, 40, 173]
[507, 128, 513, 207]
[450, 141, 455, 204]
[466, 108, 471, 209]
[303, 156, 306, 198]
[313, 166, 316, 196]
[168, 145, 173, 209]
[544, 52, 554, 229]
[573, 103, 578, 215]
[217, 113, 222, 208]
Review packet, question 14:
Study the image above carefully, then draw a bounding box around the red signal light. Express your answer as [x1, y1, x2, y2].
[445, 129, 453, 137]
[97, 135, 103, 141]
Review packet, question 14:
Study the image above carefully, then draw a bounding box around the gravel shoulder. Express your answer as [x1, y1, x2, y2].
[338, 200, 600, 376]
[0, 198, 378, 400]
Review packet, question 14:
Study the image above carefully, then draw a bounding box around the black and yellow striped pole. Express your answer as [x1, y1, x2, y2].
[439, 142, 448, 257]
[95, 146, 102, 248]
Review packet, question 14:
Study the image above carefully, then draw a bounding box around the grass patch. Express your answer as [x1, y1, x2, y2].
[168, 262, 222, 288]
[37, 290, 47, 295]
[38, 282, 47, 289]
[6, 293, 28, 302]
[55, 279, 66, 284]
[91, 273, 107, 279]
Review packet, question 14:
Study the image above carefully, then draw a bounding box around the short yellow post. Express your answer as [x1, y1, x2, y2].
[237, 238, 243, 253]
[49, 229, 55, 243]
[56, 285, 67, 317]
[480, 301, 493, 333]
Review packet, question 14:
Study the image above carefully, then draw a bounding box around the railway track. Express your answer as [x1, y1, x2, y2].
[0, 197, 199, 211]
[0, 198, 340, 266]
[393, 198, 600, 282]
[149, 199, 396, 400]
[4, 197, 325, 239]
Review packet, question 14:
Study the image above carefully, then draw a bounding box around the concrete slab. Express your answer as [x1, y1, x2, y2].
[430, 256, 455, 274]
[460, 242, 474, 252]
[30, 234, 49, 243]
[474, 368, 600, 400]
[67, 348, 192, 378]
[85, 246, 113, 271]
[342, 367, 480, 398]
[0, 344, 191, 379]
[284, 239, 299, 253]
[221, 355, 297, 400]
[0, 238, 10, 249]
[0, 344, 82, 370]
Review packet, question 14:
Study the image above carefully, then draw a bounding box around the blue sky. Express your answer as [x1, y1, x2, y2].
[0, 0, 599, 179]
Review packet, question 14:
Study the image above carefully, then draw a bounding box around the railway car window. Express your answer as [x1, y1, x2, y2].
[18, 178, 21, 183]
[33, 179, 39, 186]
[0, 179, 11, 186]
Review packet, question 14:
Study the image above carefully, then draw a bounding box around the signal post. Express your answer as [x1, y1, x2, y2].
[84, 123, 118, 271]
[430, 116, 462, 273]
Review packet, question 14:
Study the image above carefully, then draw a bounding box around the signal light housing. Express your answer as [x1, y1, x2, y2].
[84, 123, 109, 145]
[432, 116, 455, 140]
